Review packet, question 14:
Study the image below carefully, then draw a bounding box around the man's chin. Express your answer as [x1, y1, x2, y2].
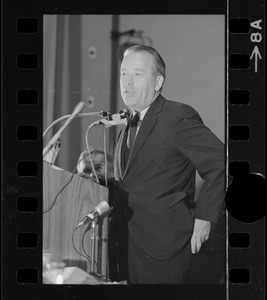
[123, 98, 138, 109]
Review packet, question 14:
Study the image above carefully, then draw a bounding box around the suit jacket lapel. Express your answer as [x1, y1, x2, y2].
[123, 95, 166, 178]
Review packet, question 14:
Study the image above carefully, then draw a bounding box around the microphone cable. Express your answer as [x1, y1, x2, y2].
[81, 227, 91, 260]
[103, 127, 108, 187]
[44, 112, 108, 214]
[71, 227, 92, 264]
[72, 220, 111, 282]
[85, 123, 100, 183]
[43, 111, 104, 138]
[43, 155, 84, 214]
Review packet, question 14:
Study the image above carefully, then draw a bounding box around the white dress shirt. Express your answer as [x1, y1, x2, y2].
[132, 106, 150, 135]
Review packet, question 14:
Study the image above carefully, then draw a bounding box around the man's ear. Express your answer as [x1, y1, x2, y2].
[155, 75, 164, 91]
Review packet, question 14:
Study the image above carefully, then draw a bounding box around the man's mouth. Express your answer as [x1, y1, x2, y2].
[124, 90, 136, 96]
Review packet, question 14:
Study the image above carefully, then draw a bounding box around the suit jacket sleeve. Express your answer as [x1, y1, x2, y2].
[173, 107, 225, 223]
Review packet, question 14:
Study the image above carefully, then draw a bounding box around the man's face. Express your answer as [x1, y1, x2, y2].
[120, 51, 163, 112]
[91, 153, 105, 177]
[77, 152, 113, 179]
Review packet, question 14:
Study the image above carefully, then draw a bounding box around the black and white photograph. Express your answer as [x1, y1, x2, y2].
[2, 0, 266, 298]
[42, 14, 226, 285]
[2, 0, 266, 297]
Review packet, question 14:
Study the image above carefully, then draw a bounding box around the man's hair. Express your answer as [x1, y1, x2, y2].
[81, 149, 113, 165]
[77, 149, 114, 177]
[123, 45, 166, 91]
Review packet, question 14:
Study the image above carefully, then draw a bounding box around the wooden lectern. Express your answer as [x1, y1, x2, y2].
[43, 161, 109, 278]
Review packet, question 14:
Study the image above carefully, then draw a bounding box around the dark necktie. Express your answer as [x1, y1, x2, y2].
[124, 113, 140, 166]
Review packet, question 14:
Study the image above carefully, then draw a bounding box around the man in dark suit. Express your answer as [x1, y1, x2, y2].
[113, 45, 225, 284]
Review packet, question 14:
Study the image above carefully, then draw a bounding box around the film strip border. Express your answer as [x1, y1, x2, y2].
[2, 1, 265, 299]
[226, 0, 265, 298]
[3, 12, 43, 294]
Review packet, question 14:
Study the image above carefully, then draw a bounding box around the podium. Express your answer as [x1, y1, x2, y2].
[43, 161, 109, 278]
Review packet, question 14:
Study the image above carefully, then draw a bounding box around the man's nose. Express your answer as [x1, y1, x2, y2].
[125, 74, 134, 85]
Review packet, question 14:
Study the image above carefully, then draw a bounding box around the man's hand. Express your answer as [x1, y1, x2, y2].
[190, 218, 211, 254]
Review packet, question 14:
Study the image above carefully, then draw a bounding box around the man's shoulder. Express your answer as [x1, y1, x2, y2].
[161, 97, 200, 119]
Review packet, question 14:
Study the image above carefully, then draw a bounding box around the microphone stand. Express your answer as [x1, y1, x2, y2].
[43, 112, 107, 138]
[43, 102, 86, 158]
[90, 220, 97, 275]
[89, 218, 109, 282]
[88, 209, 112, 281]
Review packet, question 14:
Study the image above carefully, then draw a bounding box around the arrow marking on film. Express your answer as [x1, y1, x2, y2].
[250, 46, 262, 73]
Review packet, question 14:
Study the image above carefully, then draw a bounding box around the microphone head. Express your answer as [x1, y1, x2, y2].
[73, 101, 85, 115]
[119, 109, 131, 119]
[95, 201, 110, 216]
[100, 110, 111, 119]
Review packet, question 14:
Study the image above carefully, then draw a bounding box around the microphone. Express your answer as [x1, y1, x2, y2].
[76, 201, 110, 228]
[43, 139, 61, 164]
[97, 109, 131, 127]
[43, 101, 85, 157]
[108, 109, 131, 120]
[120, 108, 131, 119]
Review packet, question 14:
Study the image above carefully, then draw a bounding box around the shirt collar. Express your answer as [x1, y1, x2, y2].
[132, 106, 150, 121]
